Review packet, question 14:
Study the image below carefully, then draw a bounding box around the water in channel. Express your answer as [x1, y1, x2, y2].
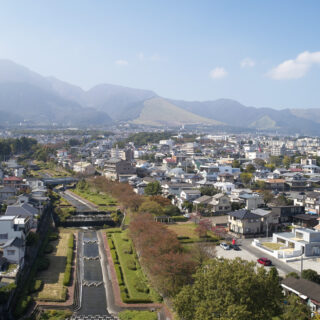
[77, 230, 108, 315]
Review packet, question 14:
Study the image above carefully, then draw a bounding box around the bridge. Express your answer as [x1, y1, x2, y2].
[43, 177, 79, 187]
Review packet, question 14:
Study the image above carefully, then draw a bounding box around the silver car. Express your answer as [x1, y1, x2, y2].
[220, 242, 230, 250]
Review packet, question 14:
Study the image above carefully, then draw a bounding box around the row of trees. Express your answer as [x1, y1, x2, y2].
[0, 137, 37, 159]
[129, 213, 196, 297]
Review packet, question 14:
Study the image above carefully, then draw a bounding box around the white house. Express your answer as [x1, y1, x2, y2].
[73, 162, 95, 176]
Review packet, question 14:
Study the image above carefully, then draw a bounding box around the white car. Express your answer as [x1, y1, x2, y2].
[220, 242, 231, 250]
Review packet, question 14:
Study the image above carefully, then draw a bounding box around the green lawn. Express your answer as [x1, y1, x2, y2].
[73, 189, 117, 212]
[109, 231, 161, 303]
[262, 242, 284, 250]
[35, 230, 73, 302]
[118, 310, 157, 320]
[167, 222, 219, 244]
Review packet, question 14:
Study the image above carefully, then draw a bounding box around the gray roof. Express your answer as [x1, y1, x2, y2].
[5, 203, 38, 216]
[282, 277, 320, 302]
[1, 237, 24, 248]
[228, 209, 260, 220]
[251, 209, 271, 217]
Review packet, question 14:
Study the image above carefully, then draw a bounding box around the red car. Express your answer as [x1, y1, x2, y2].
[257, 257, 272, 266]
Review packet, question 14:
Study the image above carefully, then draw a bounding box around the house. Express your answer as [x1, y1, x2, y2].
[273, 227, 320, 256]
[3, 176, 23, 188]
[1, 237, 25, 265]
[161, 182, 193, 197]
[180, 189, 201, 202]
[213, 182, 235, 194]
[228, 209, 262, 237]
[251, 208, 280, 234]
[0, 186, 16, 201]
[104, 158, 136, 181]
[209, 193, 231, 214]
[271, 205, 305, 224]
[239, 193, 264, 210]
[281, 277, 320, 315]
[304, 191, 320, 215]
[292, 214, 319, 229]
[265, 179, 286, 191]
[217, 173, 234, 183]
[0, 215, 32, 242]
[193, 195, 212, 206]
[73, 162, 96, 176]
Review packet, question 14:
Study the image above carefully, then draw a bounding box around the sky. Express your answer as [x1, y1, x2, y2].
[0, 0, 320, 109]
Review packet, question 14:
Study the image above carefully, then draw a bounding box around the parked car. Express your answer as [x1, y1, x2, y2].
[257, 257, 272, 266]
[232, 244, 241, 251]
[220, 242, 230, 250]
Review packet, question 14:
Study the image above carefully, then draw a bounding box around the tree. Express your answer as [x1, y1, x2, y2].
[144, 181, 162, 196]
[286, 272, 300, 279]
[283, 156, 291, 169]
[240, 172, 253, 186]
[232, 159, 240, 168]
[182, 201, 193, 213]
[254, 158, 266, 167]
[139, 200, 164, 216]
[164, 205, 180, 216]
[280, 294, 310, 320]
[301, 269, 320, 284]
[200, 186, 219, 196]
[245, 164, 256, 173]
[261, 190, 274, 205]
[174, 258, 283, 320]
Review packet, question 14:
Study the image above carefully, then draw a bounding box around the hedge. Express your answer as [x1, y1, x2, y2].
[133, 279, 149, 293]
[63, 264, 72, 286]
[29, 279, 42, 293]
[115, 264, 124, 286]
[48, 232, 59, 241]
[122, 298, 153, 304]
[63, 233, 74, 286]
[122, 244, 133, 254]
[127, 259, 137, 271]
[44, 243, 54, 254]
[172, 216, 189, 222]
[14, 296, 32, 318]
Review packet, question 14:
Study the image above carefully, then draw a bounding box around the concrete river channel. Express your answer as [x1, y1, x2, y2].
[73, 230, 116, 320]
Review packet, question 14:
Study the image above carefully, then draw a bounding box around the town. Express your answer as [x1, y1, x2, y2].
[0, 128, 319, 320]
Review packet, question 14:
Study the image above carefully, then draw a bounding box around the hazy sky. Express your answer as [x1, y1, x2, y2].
[0, 0, 320, 109]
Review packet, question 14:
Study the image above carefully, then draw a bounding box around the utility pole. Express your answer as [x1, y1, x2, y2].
[300, 253, 303, 274]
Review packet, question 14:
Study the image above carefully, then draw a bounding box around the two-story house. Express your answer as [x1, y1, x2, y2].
[210, 193, 231, 214]
[228, 209, 262, 237]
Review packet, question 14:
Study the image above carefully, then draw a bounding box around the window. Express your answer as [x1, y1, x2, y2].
[7, 250, 15, 256]
[0, 233, 8, 240]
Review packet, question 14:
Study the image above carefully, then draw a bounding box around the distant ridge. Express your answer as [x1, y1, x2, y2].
[0, 59, 320, 133]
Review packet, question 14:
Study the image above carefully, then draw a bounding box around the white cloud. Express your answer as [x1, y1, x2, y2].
[241, 57, 255, 68]
[115, 59, 128, 66]
[268, 51, 320, 80]
[209, 67, 228, 79]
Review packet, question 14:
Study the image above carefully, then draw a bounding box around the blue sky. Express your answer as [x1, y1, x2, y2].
[0, 0, 320, 109]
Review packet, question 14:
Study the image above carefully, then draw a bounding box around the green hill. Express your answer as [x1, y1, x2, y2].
[132, 97, 223, 127]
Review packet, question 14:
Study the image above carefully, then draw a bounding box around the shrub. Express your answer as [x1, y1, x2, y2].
[14, 295, 32, 318]
[39, 310, 72, 320]
[108, 238, 115, 250]
[177, 236, 190, 240]
[44, 243, 54, 254]
[66, 247, 73, 265]
[127, 259, 137, 271]
[122, 298, 153, 304]
[48, 233, 59, 241]
[115, 264, 124, 286]
[133, 279, 149, 293]
[111, 249, 119, 264]
[123, 244, 133, 254]
[63, 264, 72, 286]
[68, 234, 74, 249]
[121, 234, 129, 241]
[26, 231, 39, 246]
[29, 280, 42, 293]
[37, 257, 50, 271]
[172, 216, 188, 222]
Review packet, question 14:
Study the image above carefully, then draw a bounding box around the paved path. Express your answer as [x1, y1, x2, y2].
[61, 191, 97, 212]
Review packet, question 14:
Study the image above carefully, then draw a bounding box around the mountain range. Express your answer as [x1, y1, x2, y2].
[0, 59, 319, 135]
